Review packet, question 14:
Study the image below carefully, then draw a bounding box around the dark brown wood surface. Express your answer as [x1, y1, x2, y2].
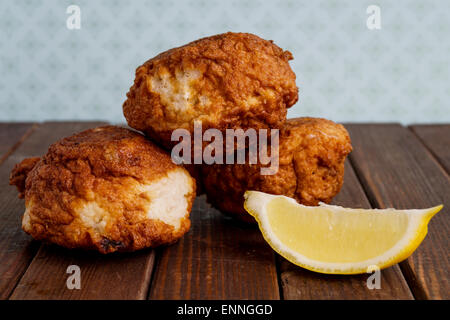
[279, 161, 414, 300]
[347, 124, 449, 300]
[5, 122, 156, 300]
[410, 124, 450, 173]
[0, 122, 38, 299]
[0, 122, 104, 299]
[10, 245, 155, 300]
[0, 122, 448, 300]
[149, 195, 280, 299]
[0, 123, 35, 165]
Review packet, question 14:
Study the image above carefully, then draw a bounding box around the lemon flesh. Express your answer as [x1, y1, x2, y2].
[244, 191, 442, 275]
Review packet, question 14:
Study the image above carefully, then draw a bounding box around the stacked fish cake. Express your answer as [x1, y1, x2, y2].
[10, 32, 351, 254]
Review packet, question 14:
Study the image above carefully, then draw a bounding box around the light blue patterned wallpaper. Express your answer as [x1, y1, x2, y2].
[1, 0, 449, 124]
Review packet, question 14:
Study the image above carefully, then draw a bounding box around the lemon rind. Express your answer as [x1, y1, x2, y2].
[244, 191, 442, 275]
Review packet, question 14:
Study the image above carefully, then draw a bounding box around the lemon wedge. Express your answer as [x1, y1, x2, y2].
[244, 191, 442, 275]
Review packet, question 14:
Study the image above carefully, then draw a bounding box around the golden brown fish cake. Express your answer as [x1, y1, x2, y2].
[10, 126, 196, 253]
[201, 118, 352, 223]
[123, 32, 298, 149]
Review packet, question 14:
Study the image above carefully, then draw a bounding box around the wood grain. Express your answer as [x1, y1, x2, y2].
[10, 245, 155, 300]
[279, 161, 414, 300]
[149, 195, 280, 299]
[346, 124, 449, 300]
[0, 122, 105, 299]
[6, 122, 156, 300]
[0, 123, 35, 165]
[2, 122, 448, 300]
[410, 125, 450, 173]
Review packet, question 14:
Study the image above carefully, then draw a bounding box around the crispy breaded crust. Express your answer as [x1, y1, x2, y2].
[201, 118, 352, 222]
[10, 157, 40, 198]
[10, 126, 196, 253]
[123, 32, 298, 149]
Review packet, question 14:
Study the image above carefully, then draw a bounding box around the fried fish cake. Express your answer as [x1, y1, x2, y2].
[123, 32, 298, 149]
[10, 126, 196, 253]
[201, 118, 352, 222]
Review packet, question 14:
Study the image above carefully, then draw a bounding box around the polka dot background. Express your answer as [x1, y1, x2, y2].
[1, 0, 449, 124]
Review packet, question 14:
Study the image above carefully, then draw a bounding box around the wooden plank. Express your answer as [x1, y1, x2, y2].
[0, 122, 106, 299]
[410, 125, 450, 173]
[149, 195, 280, 300]
[10, 245, 154, 300]
[7, 122, 156, 300]
[0, 123, 35, 165]
[346, 124, 450, 300]
[279, 161, 414, 300]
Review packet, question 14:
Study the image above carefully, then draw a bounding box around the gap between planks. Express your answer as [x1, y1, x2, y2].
[148, 194, 280, 300]
[346, 124, 449, 300]
[0, 122, 39, 299]
[409, 125, 450, 175]
[1, 122, 446, 296]
[277, 160, 414, 300]
[0, 122, 156, 300]
[0, 123, 37, 166]
[2, 122, 108, 299]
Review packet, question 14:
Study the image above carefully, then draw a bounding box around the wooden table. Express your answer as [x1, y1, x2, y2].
[0, 122, 448, 300]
